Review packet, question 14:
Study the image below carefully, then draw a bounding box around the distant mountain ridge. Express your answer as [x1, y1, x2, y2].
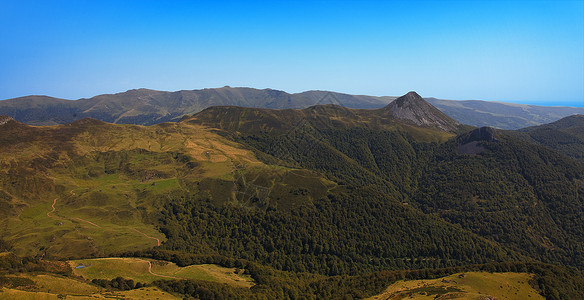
[187, 91, 462, 134]
[0, 87, 389, 126]
[426, 98, 584, 129]
[1, 87, 582, 129]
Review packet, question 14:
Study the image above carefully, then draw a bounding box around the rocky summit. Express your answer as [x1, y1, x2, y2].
[383, 91, 461, 132]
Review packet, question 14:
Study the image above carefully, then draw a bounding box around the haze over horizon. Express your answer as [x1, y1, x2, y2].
[1, 0, 583, 107]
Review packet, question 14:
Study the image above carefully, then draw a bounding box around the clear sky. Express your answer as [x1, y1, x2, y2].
[1, 0, 583, 106]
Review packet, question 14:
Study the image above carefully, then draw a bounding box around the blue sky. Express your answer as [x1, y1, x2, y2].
[1, 0, 583, 106]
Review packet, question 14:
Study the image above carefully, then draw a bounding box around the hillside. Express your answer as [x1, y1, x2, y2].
[368, 272, 544, 300]
[183, 94, 584, 272]
[0, 115, 267, 258]
[1, 93, 584, 298]
[0, 99, 506, 272]
[510, 114, 584, 162]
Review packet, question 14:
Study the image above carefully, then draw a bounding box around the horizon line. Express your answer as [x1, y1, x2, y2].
[1, 86, 583, 108]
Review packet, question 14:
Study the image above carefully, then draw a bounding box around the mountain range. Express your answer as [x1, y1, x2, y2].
[1, 91, 583, 299]
[1, 87, 582, 129]
[427, 98, 584, 129]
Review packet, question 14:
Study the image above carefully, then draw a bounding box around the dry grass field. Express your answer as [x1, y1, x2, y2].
[69, 257, 254, 287]
[368, 272, 543, 300]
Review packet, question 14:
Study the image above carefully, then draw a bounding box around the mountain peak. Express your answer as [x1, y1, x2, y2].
[393, 91, 424, 107]
[383, 92, 460, 132]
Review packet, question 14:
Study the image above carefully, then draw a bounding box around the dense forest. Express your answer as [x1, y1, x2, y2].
[510, 114, 584, 163]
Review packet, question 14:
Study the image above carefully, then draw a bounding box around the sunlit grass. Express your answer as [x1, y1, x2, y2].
[69, 257, 254, 287]
[368, 272, 543, 300]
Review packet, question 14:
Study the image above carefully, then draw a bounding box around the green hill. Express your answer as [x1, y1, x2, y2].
[510, 114, 584, 162]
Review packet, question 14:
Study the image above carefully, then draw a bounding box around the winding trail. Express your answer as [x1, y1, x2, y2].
[143, 260, 179, 279]
[132, 228, 161, 246]
[47, 198, 58, 217]
[72, 217, 102, 228]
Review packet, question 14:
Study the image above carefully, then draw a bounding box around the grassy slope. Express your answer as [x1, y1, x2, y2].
[0, 119, 265, 258]
[68, 257, 253, 287]
[1, 118, 337, 258]
[368, 272, 543, 300]
[0, 274, 178, 299]
[187, 103, 459, 138]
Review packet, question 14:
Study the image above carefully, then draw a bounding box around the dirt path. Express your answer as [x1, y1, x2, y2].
[72, 217, 102, 228]
[131, 228, 161, 246]
[144, 260, 179, 279]
[46, 198, 58, 217]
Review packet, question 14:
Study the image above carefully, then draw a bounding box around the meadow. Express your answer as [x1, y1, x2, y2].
[368, 272, 543, 300]
[69, 257, 254, 287]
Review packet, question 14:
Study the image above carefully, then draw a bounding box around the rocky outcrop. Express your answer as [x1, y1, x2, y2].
[458, 127, 499, 155]
[383, 92, 461, 132]
[0, 115, 14, 126]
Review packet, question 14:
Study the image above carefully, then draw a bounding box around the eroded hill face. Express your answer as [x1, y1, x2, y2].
[457, 127, 499, 155]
